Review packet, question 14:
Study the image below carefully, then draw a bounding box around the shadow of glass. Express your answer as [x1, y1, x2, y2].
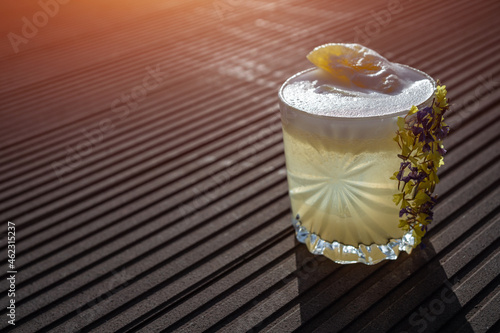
[292, 238, 473, 333]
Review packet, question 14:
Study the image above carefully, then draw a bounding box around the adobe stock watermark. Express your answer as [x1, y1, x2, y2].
[51, 64, 166, 182]
[212, 0, 244, 20]
[176, 112, 282, 222]
[402, 276, 459, 333]
[353, 0, 403, 46]
[452, 73, 499, 125]
[7, 0, 71, 54]
[239, 253, 329, 332]
[212, 0, 280, 21]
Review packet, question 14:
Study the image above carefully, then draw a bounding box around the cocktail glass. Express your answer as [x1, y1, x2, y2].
[279, 67, 436, 264]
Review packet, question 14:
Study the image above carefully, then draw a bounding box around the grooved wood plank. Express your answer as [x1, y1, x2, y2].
[0, 0, 498, 332]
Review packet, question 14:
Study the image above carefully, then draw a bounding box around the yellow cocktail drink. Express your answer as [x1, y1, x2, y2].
[279, 44, 436, 264]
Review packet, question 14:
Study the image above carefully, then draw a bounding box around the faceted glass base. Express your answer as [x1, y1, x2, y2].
[292, 218, 415, 265]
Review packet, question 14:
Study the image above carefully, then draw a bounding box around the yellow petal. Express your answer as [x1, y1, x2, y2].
[393, 193, 404, 205]
[408, 105, 419, 115]
[418, 213, 429, 224]
[399, 220, 410, 230]
[397, 117, 406, 131]
[414, 191, 431, 205]
[401, 198, 409, 209]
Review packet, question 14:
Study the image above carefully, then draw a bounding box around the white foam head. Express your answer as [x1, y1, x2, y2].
[280, 44, 435, 118]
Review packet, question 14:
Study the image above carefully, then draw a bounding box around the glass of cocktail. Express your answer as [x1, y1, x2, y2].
[279, 44, 448, 264]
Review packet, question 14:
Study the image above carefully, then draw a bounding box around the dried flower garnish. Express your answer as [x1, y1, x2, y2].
[391, 83, 450, 246]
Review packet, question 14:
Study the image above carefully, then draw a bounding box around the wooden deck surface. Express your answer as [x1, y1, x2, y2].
[0, 0, 499, 332]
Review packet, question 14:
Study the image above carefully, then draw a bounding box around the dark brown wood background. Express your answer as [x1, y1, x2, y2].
[0, 0, 499, 332]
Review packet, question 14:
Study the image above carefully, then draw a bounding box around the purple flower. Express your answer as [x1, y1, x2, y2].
[422, 118, 432, 131]
[411, 126, 423, 137]
[396, 162, 411, 181]
[419, 201, 436, 221]
[438, 146, 447, 155]
[425, 134, 435, 143]
[435, 125, 450, 140]
[399, 206, 413, 217]
[418, 131, 427, 143]
[408, 169, 418, 179]
[416, 171, 427, 182]
[417, 107, 434, 131]
[417, 107, 431, 122]
[443, 125, 450, 135]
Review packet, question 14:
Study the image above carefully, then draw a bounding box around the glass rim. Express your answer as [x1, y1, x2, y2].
[278, 65, 437, 121]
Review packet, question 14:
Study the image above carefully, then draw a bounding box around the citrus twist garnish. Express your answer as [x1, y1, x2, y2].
[306, 43, 400, 93]
[391, 83, 450, 247]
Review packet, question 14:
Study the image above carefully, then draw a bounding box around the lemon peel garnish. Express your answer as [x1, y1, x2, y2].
[306, 43, 400, 93]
